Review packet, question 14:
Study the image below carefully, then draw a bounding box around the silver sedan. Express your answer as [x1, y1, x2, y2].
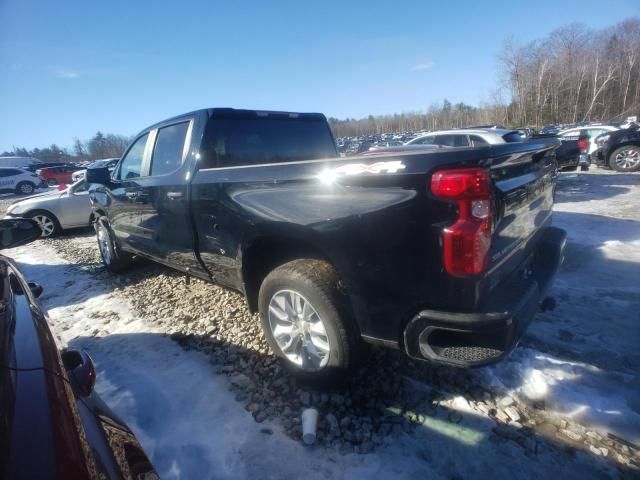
[4, 180, 93, 237]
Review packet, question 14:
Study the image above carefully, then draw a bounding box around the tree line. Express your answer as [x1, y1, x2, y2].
[2, 131, 131, 163]
[330, 18, 640, 138]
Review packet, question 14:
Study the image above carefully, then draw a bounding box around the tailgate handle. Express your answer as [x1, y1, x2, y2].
[167, 191, 183, 199]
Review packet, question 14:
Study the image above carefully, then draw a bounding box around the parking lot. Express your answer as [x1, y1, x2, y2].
[2, 169, 638, 479]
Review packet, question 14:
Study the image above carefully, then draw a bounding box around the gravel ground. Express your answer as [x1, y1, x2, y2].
[38, 228, 638, 471]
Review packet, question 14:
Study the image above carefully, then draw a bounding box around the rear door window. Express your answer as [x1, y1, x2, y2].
[150, 122, 190, 176]
[433, 135, 469, 147]
[469, 135, 488, 147]
[412, 136, 436, 145]
[202, 115, 337, 168]
[118, 133, 149, 180]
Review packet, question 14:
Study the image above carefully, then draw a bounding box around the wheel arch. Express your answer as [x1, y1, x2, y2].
[25, 208, 62, 235]
[607, 141, 640, 160]
[241, 234, 342, 314]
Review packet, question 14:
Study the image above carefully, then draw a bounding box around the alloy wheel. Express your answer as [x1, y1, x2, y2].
[614, 149, 640, 170]
[97, 223, 113, 264]
[19, 183, 34, 194]
[267, 289, 330, 371]
[32, 215, 56, 237]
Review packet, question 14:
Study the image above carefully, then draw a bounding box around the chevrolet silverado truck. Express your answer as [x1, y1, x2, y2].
[87, 108, 566, 380]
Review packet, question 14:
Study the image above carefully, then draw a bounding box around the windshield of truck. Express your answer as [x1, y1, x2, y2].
[202, 116, 338, 168]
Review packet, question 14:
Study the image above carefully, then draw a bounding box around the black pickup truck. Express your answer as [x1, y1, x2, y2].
[87, 108, 566, 380]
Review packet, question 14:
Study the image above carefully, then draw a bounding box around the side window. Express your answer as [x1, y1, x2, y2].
[0, 170, 9, 177]
[413, 136, 435, 145]
[453, 135, 470, 147]
[434, 135, 456, 147]
[586, 129, 604, 138]
[150, 122, 189, 176]
[469, 135, 488, 147]
[118, 134, 148, 180]
[71, 181, 90, 193]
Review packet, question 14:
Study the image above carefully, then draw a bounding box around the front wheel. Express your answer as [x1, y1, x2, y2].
[258, 259, 364, 383]
[609, 146, 640, 172]
[28, 210, 60, 237]
[96, 217, 133, 273]
[47, 178, 58, 186]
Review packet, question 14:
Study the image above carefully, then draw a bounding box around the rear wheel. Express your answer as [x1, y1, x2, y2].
[258, 259, 364, 383]
[15, 182, 35, 195]
[609, 146, 640, 172]
[28, 210, 60, 237]
[96, 217, 133, 272]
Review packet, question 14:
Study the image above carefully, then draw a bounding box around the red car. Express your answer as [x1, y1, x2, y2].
[36, 165, 77, 185]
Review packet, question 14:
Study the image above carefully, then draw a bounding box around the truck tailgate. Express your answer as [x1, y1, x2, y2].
[486, 139, 559, 276]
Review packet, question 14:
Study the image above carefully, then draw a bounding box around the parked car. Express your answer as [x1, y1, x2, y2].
[558, 125, 618, 155]
[530, 132, 590, 171]
[22, 162, 76, 173]
[36, 165, 78, 185]
[540, 125, 560, 135]
[0, 156, 43, 169]
[4, 179, 93, 237]
[406, 128, 524, 147]
[88, 107, 565, 381]
[0, 218, 158, 479]
[594, 124, 640, 172]
[0, 167, 46, 195]
[72, 158, 120, 183]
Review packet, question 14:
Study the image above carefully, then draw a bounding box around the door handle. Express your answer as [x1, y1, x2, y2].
[167, 192, 183, 199]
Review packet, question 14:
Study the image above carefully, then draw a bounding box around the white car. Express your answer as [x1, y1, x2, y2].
[406, 128, 523, 147]
[558, 125, 619, 155]
[4, 180, 93, 237]
[0, 167, 46, 195]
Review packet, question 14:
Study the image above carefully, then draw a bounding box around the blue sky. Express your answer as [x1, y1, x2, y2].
[0, 0, 638, 151]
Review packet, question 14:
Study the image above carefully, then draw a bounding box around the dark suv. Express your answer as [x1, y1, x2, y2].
[594, 124, 640, 172]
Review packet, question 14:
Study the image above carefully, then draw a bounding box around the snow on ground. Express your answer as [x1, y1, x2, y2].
[5, 168, 639, 478]
[483, 170, 640, 445]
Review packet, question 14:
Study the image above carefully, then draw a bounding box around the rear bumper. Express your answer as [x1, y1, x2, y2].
[403, 226, 566, 368]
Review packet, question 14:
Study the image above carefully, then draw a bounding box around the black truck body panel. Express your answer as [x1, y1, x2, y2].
[89, 108, 566, 367]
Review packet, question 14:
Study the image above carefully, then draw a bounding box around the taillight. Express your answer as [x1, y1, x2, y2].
[577, 137, 589, 153]
[431, 168, 492, 276]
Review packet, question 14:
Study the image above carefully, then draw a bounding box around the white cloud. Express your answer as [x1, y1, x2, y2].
[54, 69, 79, 79]
[411, 61, 435, 71]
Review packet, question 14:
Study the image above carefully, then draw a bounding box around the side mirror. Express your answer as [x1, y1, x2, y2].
[61, 349, 96, 397]
[86, 166, 112, 185]
[0, 218, 42, 249]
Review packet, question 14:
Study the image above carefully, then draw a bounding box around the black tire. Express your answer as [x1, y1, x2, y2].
[561, 165, 578, 172]
[95, 217, 133, 273]
[27, 210, 61, 237]
[15, 181, 35, 195]
[258, 259, 364, 383]
[608, 145, 640, 172]
[47, 178, 58, 186]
